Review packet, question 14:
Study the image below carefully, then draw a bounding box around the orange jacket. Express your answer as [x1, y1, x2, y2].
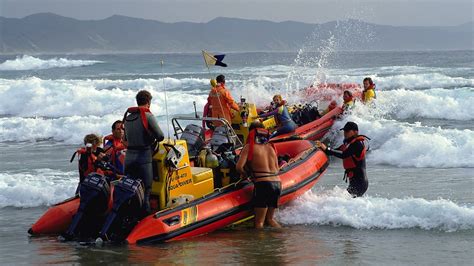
[208, 84, 239, 124]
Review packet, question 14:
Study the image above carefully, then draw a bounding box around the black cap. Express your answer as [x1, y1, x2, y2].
[340, 121, 359, 131]
[216, 75, 225, 83]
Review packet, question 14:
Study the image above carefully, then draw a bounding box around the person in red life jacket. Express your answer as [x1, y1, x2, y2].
[258, 94, 297, 138]
[362, 77, 376, 104]
[207, 75, 239, 126]
[103, 120, 127, 175]
[236, 122, 281, 229]
[123, 90, 164, 213]
[316, 122, 369, 197]
[342, 90, 355, 111]
[71, 134, 106, 193]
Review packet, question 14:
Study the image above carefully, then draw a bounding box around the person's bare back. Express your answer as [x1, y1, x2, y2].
[237, 143, 280, 182]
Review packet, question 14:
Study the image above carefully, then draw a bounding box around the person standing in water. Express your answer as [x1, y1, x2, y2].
[236, 122, 282, 229]
[123, 90, 164, 213]
[316, 122, 369, 197]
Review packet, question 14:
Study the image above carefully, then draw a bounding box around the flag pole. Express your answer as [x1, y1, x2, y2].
[161, 59, 170, 139]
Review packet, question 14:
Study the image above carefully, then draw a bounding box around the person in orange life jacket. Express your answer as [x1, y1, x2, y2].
[123, 90, 164, 213]
[236, 122, 281, 229]
[362, 77, 376, 104]
[207, 75, 239, 126]
[103, 120, 127, 175]
[316, 122, 369, 197]
[342, 90, 355, 111]
[258, 94, 297, 138]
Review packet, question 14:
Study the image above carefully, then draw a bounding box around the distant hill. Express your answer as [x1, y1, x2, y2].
[0, 13, 472, 53]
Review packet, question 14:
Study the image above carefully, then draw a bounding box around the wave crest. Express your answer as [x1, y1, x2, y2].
[0, 55, 102, 71]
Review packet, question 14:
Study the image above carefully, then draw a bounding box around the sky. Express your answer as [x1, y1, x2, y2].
[0, 0, 472, 26]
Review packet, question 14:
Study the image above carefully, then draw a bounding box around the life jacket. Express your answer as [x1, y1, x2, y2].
[123, 106, 152, 132]
[103, 134, 126, 174]
[70, 147, 103, 182]
[208, 85, 236, 124]
[363, 84, 376, 102]
[339, 135, 369, 171]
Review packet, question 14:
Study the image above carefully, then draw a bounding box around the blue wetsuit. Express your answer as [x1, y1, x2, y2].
[259, 105, 297, 138]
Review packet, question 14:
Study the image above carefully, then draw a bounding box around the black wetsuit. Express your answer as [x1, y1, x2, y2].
[326, 137, 368, 197]
[124, 110, 164, 212]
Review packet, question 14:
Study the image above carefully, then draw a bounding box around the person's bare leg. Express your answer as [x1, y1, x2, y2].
[265, 207, 281, 228]
[254, 207, 268, 229]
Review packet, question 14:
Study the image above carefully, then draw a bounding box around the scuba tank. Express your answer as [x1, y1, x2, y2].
[205, 148, 219, 168]
[240, 97, 249, 127]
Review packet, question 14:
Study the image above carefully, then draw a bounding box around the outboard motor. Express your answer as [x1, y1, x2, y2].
[97, 176, 144, 242]
[180, 124, 205, 157]
[210, 126, 237, 151]
[61, 173, 110, 241]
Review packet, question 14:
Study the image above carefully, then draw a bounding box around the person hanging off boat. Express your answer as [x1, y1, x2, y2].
[123, 90, 165, 213]
[103, 120, 127, 175]
[258, 94, 297, 138]
[207, 74, 239, 126]
[362, 77, 376, 104]
[236, 122, 282, 229]
[321, 100, 338, 116]
[316, 122, 370, 197]
[342, 90, 355, 112]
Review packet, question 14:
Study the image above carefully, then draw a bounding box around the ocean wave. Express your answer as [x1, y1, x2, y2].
[0, 169, 77, 208]
[0, 77, 208, 117]
[0, 55, 103, 71]
[325, 110, 474, 168]
[278, 188, 474, 232]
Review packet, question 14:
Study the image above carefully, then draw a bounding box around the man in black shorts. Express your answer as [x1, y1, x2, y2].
[236, 122, 282, 229]
[317, 121, 369, 197]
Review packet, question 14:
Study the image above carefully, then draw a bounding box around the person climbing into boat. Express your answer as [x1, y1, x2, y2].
[207, 74, 239, 126]
[258, 94, 297, 138]
[316, 122, 369, 197]
[321, 100, 338, 115]
[362, 77, 376, 104]
[123, 90, 165, 213]
[103, 120, 127, 175]
[236, 122, 282, 229]
[342, 90, 355, 111]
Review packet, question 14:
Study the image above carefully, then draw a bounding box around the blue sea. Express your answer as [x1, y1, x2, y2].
[0, 49, 473, 265]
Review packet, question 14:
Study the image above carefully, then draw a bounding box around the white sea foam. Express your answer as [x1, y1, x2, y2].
[278, 188, 474, 232]
[325, 108, 474, 168]
[0, 55, 103, 71]
[0, 77, 208, 117]
[0, 169, 77, 208]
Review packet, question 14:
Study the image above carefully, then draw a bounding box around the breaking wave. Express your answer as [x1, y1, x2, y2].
[278, 188, 474, 232]
[0, 55, 103, 71]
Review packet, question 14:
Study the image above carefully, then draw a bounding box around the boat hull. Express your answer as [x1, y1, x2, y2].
[126, 140, 328, 244]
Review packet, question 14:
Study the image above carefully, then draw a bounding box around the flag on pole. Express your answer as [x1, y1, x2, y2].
[202, 50, 228, 67]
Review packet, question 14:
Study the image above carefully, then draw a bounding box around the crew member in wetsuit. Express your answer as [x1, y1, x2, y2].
[258, 94, 297, 138]
[123, 90, 164, 213]
[236, 122, 282, 229]
[316, 122, 369, 197]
